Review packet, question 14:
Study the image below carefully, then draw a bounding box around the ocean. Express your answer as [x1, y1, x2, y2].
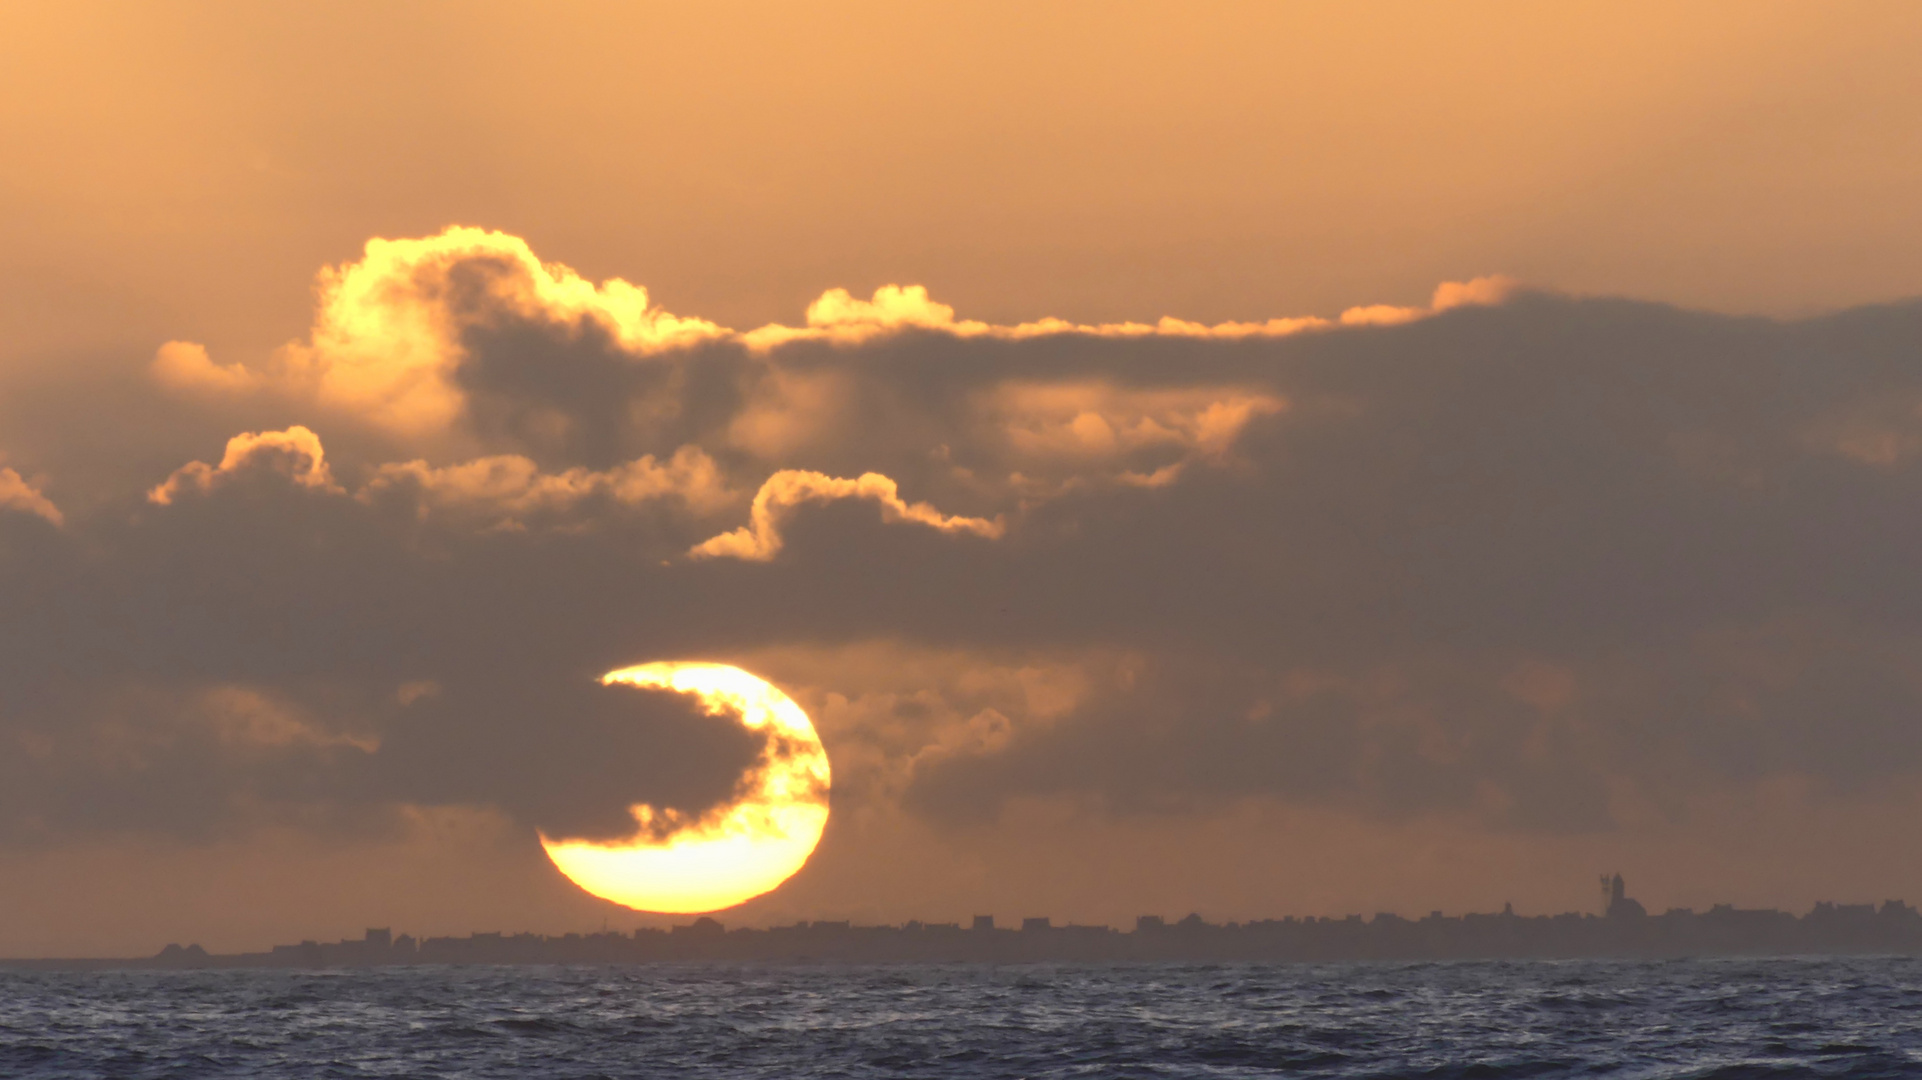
[4, 957, 1921, 1078]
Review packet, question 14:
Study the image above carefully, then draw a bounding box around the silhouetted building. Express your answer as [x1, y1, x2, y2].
[154, 943, 208, 967]
[1605, 874, 1648, 919]
[32, 876, 1922, 972]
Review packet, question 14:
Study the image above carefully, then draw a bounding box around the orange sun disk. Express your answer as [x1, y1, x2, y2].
[539, 662, 830, 914]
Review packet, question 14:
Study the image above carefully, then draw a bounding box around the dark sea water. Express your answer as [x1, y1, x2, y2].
[5, 958, 1922, 1078]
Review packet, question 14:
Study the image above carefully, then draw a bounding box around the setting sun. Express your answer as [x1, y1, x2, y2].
[538, 663, 830, 914]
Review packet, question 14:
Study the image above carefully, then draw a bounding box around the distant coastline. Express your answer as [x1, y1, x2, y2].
[11, 879, 1922, 970]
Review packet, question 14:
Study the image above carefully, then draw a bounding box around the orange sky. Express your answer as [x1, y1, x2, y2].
[9, 3, 1922, 957]
[5, 2, 1922, 368]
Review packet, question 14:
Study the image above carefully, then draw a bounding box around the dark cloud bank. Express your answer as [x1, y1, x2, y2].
[7, 264, 1922, 870]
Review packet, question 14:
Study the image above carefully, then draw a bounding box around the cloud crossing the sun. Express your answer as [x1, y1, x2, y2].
[40, 221, 1922, 911]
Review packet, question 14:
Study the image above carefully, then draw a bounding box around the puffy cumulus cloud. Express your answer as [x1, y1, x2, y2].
[690, 470, 1004, 561]
[0, 466, 62, 526]
[27, 226, 1922, 933]
[148, 425, 734, 536]
[150, 341, 263, 396]
[153, 226, 727, 439]
[1329, 274, 1522, 328]
[285, 227, 725, 438]
[361, 445, 734, 531]
[739, 285, 970, 351]
[687, 277, 1497, 492]
[984, 382, 1287, 490]
[1429, 275, 1521, 312]
[716, 364, 1292, 497]
[739, 275, 1518, 351]
[148, 225, 1509, 465]
[148, 426, 341, 505]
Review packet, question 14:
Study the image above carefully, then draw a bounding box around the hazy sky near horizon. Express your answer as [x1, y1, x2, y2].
[8, 2, 1922, 956]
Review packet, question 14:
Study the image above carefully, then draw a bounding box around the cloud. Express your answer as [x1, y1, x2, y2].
[148, 426, 735, 539]
[690, 470, 1005, 561]
[150, 341, 263, 396]
[360, 444, 734, 530]
[194, 686, 380, 754]
[725, 366, 850, 460]
[154, 227, 728, 439]
[147, 225, 1512, 460]
[287, 227, 727, 436]
[984, 382, 1287, 490]
[739, 275, 1520, 351]
[1431, 275, 1520, 311]
[378, 676, 774, 846]
[148, 426, 341, 505]
[0, 467, 63, 526]
[24, 226, 1922, 934]
[0, 681, 386, 845]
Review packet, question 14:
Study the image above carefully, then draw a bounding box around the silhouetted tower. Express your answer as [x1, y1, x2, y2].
[1603, 873, 1646, 919]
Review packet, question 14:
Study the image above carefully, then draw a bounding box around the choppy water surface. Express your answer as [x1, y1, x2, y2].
[5, 957, 1922, 1078]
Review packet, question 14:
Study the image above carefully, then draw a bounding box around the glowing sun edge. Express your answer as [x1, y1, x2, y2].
[539, 662, 831, 914]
